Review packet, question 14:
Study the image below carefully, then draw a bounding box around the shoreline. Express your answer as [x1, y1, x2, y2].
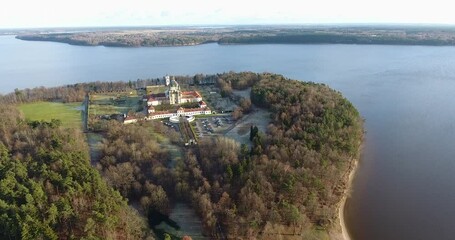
[338, 157, 359, 240]
[16, 37, 455, 48]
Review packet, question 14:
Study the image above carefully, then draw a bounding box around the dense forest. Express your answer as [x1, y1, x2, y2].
[171, 73, 364, 238]
[97, 121, 176, 216]
[0, 105, 150, 239]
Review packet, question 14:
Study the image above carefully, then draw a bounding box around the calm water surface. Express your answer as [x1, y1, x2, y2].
[2, 35, 455, 240]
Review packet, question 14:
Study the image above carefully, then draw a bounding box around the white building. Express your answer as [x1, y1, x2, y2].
[123, 116, 138, 124]
[147, 102, 211, 120]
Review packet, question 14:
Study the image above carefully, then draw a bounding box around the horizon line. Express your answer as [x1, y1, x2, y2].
[2, 22, 455, 31]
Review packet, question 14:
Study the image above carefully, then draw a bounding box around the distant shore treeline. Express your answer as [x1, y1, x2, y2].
[0, 81, 133, 104]
[0, 74, 214, 104]
[16, 26, 455, 47]
[218, 33, 455, 45]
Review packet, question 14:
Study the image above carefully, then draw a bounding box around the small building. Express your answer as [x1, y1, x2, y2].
[145, 93, 167, 106]
[147, 106, 155, 114]
[199, 101, 207, 108]
[181, 91, 203, 103]
[124, 116, 138, 124]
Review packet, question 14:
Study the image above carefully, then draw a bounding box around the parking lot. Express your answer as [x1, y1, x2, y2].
[193, 115, 235, 137]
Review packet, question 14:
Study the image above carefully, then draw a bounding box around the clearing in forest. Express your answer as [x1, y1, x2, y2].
[19, 101, 82, 128]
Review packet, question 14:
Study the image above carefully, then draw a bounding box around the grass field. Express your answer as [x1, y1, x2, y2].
[19, 102, 83, 129]
[146, 86, 167, 94]
[89, 93, 141, 116]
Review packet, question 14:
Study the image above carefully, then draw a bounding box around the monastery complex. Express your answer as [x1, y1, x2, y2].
[125, 75, 212, 124]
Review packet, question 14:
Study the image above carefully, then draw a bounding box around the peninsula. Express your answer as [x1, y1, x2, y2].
[2, 72, 363, 239]
[16, 25, 455, 47]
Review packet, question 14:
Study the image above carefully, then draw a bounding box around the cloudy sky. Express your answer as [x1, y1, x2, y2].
[1, 0, 455, 28]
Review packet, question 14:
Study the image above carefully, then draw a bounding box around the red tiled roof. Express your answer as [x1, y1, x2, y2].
[147, 93, 167, 101]
[182, 91, 201, 98]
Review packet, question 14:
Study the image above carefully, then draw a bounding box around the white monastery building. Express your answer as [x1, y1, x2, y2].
[124, 76, 211, 122]
[145, 76, 203, 106]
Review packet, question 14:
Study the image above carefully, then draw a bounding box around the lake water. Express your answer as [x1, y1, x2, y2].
[2, 35, 455, 239]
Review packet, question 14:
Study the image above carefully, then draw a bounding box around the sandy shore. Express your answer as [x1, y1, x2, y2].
[338, 158, 358, 240]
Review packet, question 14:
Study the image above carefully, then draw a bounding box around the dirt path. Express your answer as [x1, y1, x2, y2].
[82, 94, 89, 131]
[86, 133, 103, 166]
[155, 203, 207, 240]
[153, 134, 207, 239]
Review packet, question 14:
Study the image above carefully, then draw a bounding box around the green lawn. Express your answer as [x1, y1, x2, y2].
[19, 102, 83, 129]
[89, 93, 142, 116]
[146, 86, 167, 94]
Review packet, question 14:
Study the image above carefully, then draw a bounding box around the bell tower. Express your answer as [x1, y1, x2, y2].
[165, 75, 170, 86]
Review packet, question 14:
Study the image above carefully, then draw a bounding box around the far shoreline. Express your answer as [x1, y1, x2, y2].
[16, 36, 455, 48]
[14, 25, 455, 48]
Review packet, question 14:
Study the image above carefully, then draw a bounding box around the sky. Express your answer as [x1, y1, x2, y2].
[1, 0, 455, 28]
